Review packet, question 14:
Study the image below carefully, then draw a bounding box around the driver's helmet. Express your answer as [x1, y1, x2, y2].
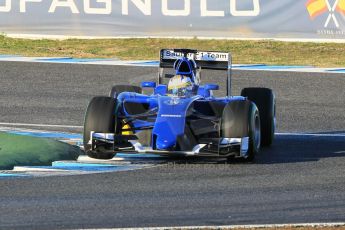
[167, 58, 198, 97]
[168, 75, 194, 97]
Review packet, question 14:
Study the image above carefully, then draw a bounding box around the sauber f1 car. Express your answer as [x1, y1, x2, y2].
[83, 49, 276, 161]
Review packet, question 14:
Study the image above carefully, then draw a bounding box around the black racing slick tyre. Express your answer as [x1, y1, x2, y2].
[221, 100, 261, 162]
[83, 96, 116, 159]
[109, 85, 142, 98]
[241, 88, 275, 147]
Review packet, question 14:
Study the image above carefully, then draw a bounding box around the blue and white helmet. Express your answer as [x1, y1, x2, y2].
[168, 75, 194, 97]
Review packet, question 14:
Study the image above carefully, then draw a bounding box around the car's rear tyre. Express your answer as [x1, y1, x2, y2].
[241, 87, 275, 147]
[221, 100, 261, 162]
[83, 96, 116, 159]
[109, 85, 142, 98]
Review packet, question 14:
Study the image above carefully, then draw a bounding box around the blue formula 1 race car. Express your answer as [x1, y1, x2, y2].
[83, 49, 276, 161]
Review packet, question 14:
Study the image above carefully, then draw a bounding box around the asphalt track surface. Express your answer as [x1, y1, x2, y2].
[0, 61, 345, 229]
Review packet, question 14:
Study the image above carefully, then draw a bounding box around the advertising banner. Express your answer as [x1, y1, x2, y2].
[1, 0, 345, 40]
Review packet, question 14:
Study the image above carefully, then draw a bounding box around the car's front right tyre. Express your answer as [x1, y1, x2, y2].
[241, 87, 275, 147]
[221, 100, 261, 162]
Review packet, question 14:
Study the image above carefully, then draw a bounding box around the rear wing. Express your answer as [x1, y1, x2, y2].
[160, 49, 231, 70]
[158, 49, 233, 96]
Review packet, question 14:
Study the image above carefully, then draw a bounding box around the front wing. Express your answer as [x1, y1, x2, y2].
[89, 132, 250, 158]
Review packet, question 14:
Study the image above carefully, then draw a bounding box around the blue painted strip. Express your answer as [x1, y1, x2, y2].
[130, 61, 159, 66]
[129, 62, 265, 67]
[7, 131, 82, 139]
[327, 69, 345, 73]
[29, 166, 119, 172]
[129, 62, 312, 70]
[51, 162, 125, 171]
[234, 64, 267, 68]
[236, 65, 311, 70]
[52, 162, 116, 167]
[0, 173, 29, 177]
[129, 61, 261, 68]
[37, 58, 113, 63]
[13, 163, 145, 173]
[38, 57, 73, 61]
[0, 55, 19, 58]
[21, 164, 116, 172]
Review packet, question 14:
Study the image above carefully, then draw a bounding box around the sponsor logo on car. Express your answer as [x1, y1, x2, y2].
[161, 114, 182, 118]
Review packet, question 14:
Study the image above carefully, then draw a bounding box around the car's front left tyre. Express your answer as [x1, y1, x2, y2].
[83, 96, 117, 159]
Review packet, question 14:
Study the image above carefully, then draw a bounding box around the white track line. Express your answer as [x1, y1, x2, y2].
[0, 122, 82, 129]
[13, 166, 68, 172]
[99, 222, 345, 230]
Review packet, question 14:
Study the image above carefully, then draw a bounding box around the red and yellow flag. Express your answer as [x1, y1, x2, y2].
[336, 0, 345, 14]
[306, 0, 328, 19]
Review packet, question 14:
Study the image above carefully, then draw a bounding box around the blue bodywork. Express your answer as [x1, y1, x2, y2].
[85, 49, 271, 158]
[116, 88, 245, 151]
[94, 50, 248, 153]
[153, 96, 199, 150]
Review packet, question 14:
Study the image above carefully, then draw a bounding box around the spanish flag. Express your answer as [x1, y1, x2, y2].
[306, 0, 328, 19]
[336, 0, 345, 14]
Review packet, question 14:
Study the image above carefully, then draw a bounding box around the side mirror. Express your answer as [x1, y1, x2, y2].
[141, 81, 156, 88]
[204, 84, 219, 91]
